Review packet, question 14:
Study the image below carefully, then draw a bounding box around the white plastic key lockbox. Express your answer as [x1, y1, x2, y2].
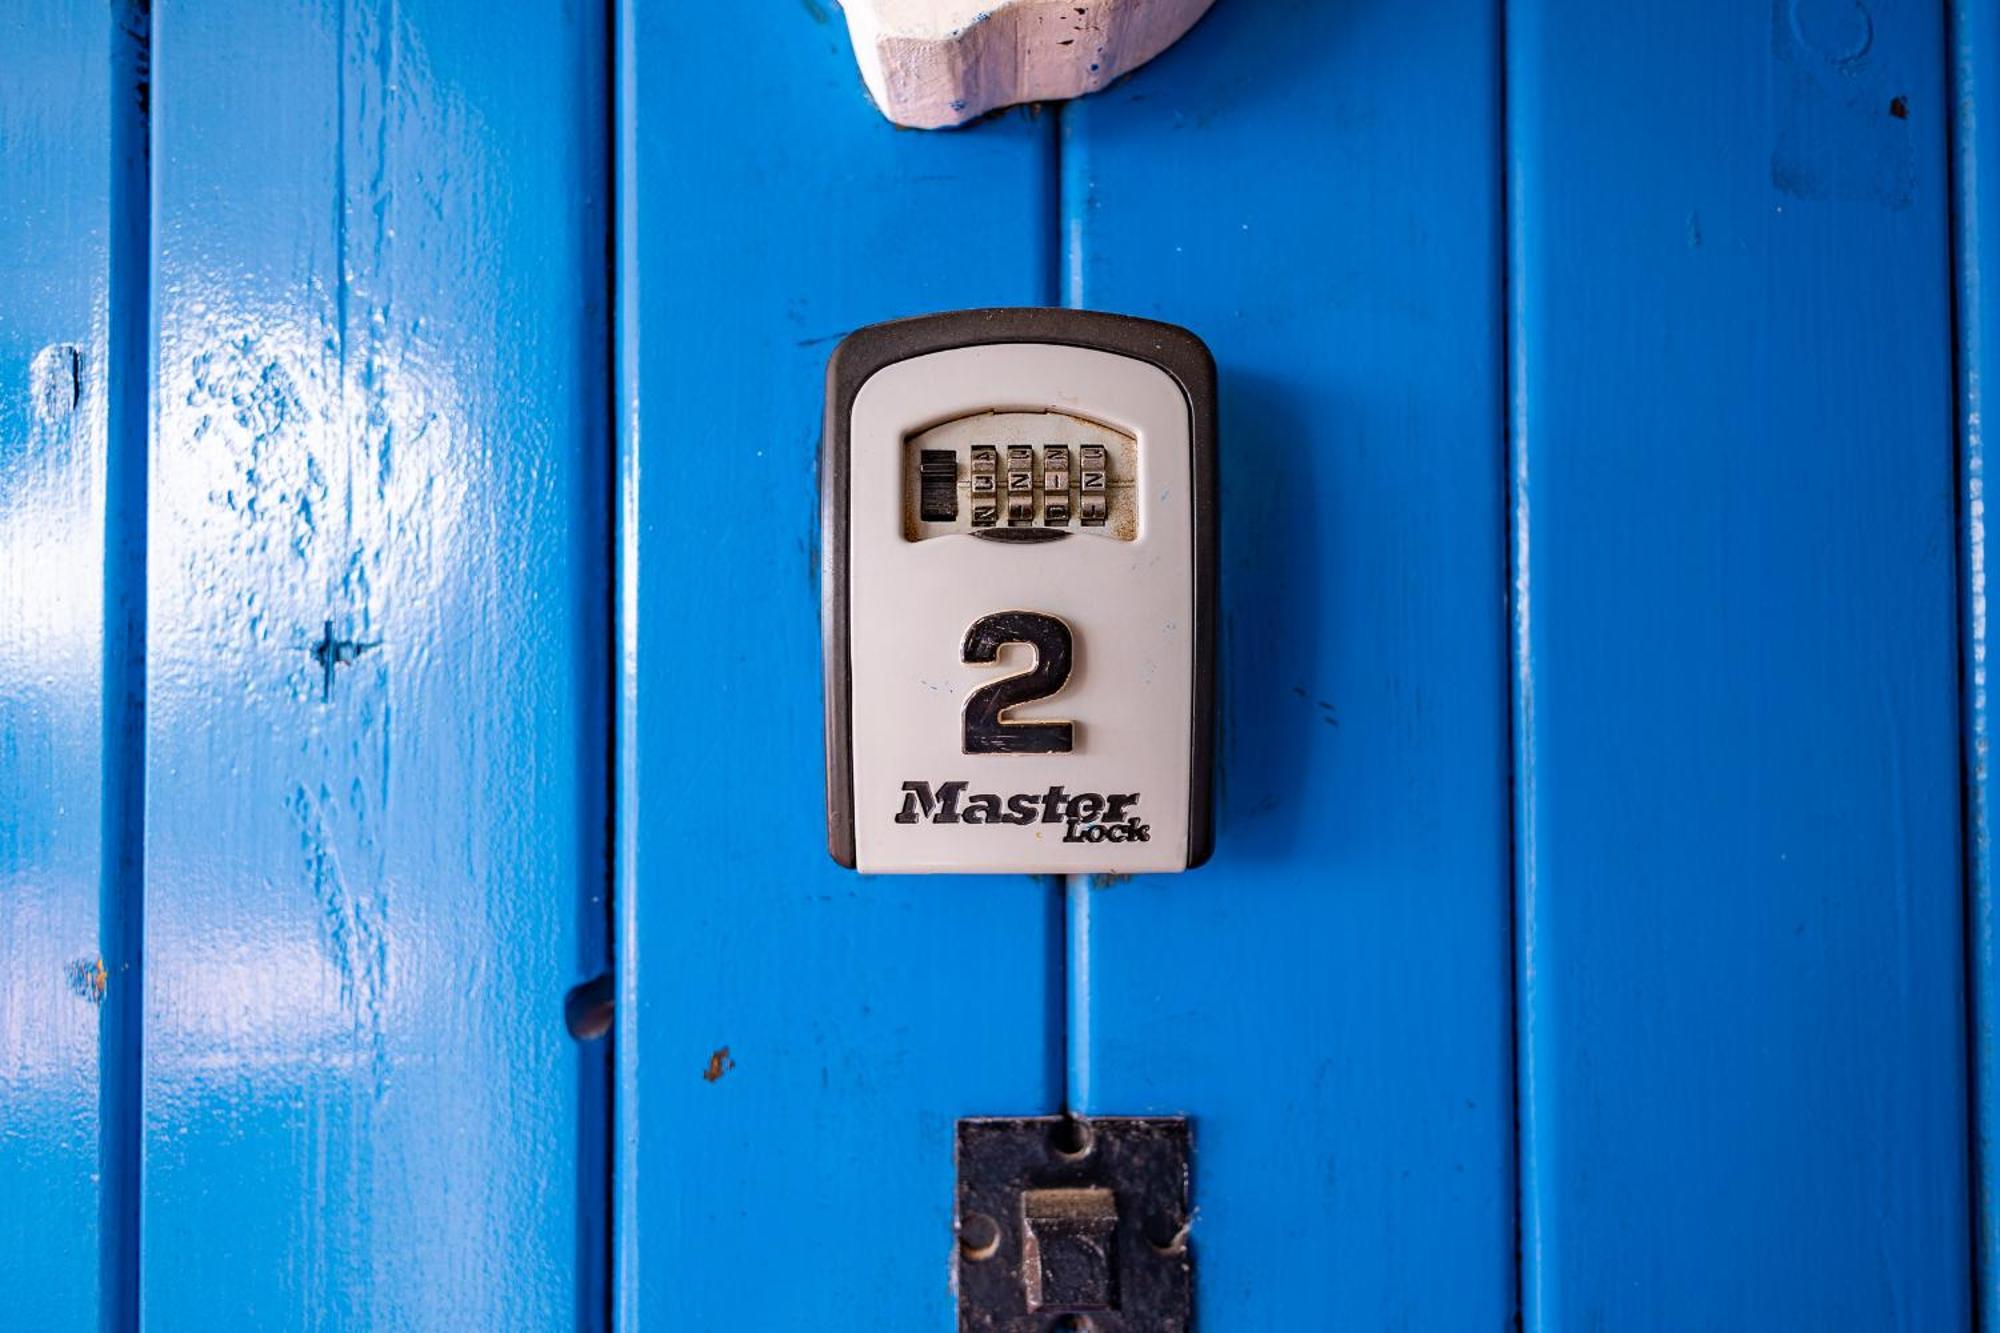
[822, 308, 1217, 874]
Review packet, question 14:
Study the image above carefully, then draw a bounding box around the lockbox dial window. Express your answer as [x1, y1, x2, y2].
[902, 410, 1138, 541]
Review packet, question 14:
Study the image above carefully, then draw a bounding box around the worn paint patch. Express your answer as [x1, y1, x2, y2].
[284, 779, 389, 1079]
[185, 335, 323, 604]
[65, 956, 108, 1004]
[29, 343, 82, 425]
[1770, 0, 1914, 208]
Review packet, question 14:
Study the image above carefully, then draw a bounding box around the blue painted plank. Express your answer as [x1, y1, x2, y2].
[1061, 1, 1515, 1325]
[142, 1, 609, 1324]
[1956, 0, 2000, 1316]
[0, 4, 113, 1322]
[1513, 3, 1968, 1327]
[614, 5, 1061, 1325]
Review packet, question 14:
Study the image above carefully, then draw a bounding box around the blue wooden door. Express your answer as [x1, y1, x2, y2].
[1, 0, 1993, 1328]
[3, 1, 610, 1326]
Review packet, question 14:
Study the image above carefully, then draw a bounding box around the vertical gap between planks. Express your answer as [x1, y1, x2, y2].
[1950, 0, 1996, 1324]
[1501, 0, 1535, 1324]
[609, 0, 643, 1324]
[1054, 97, 1091, 1117]
[100, 3, 151, 1329]
[577, 0, 618, 1327]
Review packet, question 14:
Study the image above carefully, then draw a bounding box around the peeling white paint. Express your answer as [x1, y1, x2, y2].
[837, 0, 1215, 129]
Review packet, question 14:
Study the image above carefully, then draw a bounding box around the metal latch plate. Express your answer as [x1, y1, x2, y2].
[956, 1115, 1192, 1331]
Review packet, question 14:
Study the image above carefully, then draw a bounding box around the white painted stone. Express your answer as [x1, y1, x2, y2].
[837, 0, 1215, 129]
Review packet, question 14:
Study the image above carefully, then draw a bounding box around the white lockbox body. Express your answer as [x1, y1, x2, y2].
[823, 309, 1216, 874]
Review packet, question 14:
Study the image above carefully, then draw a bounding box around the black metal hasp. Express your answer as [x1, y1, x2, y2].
[956, 1115, 1192, 1332]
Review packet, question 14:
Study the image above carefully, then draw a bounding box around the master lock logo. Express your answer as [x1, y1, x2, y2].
[893, 781, 1153, 844]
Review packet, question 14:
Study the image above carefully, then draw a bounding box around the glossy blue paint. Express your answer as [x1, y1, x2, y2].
[613, 4, 1062, 1324]
[1059, 1, 1514, 1324]
[1512, 3, 1969, 1327]
[0, 4, 112, 1324]
[4, 3, 1995, 1324]
[1957, 0, 2000, 1315]
[141, 1, 608, 1325]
